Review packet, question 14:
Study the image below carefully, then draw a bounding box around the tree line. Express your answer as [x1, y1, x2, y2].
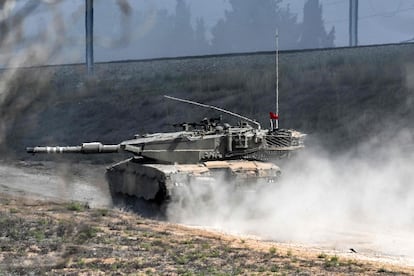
[134, 0, 335, 58]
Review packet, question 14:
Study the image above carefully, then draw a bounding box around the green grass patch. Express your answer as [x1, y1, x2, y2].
[66, 201, 88, 212]
[324, 255, 340, 268]
[173, 254, 190, 265]
[269, 246, 277, 255]
[9, 208, 19, 214]
[75, 225, 99, 244]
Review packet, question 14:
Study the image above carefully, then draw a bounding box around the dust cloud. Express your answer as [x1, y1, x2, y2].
[0, 161, 112, 208]
[167, 129, 414, 257]
[0, 0, 72, 147]
[0, 1, 133, 151]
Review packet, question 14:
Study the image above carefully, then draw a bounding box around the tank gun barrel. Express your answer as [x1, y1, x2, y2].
[26, 142, 120, 154]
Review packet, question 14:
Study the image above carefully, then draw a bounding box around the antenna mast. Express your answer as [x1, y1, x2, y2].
[275, 30, 280, 130]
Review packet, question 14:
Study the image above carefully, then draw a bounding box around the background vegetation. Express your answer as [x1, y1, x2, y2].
[97, 0, 335, 58]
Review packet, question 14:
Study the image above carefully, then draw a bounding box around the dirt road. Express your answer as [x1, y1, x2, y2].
[0, 161, 112, 208]
[0, 160, 413, 272]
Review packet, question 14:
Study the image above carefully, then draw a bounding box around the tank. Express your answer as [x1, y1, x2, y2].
[26, 96, 305, 204]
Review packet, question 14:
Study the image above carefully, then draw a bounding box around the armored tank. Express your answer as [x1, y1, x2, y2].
[27, 96, 305, 204]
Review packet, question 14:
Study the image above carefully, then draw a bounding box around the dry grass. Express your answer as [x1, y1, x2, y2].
[0, 193, 412, 275]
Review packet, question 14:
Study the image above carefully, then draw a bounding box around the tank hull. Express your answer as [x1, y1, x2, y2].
[106, 158, 281, 204]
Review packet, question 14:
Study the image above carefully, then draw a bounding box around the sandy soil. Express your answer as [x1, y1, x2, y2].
[0, 160, 413, 274]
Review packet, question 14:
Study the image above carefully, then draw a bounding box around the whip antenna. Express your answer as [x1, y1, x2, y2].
[164, 95, 261, 129]
[269, 30, 280, 130]
[276, 29, 279, 129]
